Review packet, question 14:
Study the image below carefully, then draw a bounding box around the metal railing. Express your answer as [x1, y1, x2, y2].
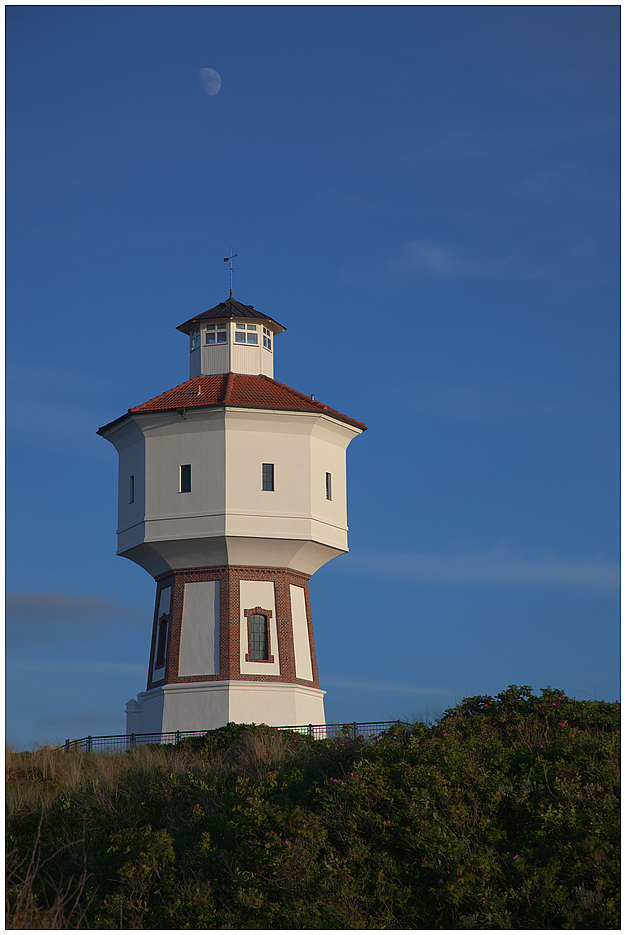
[64, 720, 410, 753]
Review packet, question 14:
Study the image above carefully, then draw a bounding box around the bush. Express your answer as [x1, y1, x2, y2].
[6, 687, 620, 929]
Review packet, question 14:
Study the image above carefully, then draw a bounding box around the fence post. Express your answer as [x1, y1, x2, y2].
[352, 722, 357, 740]
[176, 730, 180, 745]
[308, 723, 313, 737]
[130, 732, 136, 750]
[87, 736, 92, 753]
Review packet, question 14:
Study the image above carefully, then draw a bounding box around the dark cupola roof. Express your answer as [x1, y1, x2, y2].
[176, 298, 286, 335]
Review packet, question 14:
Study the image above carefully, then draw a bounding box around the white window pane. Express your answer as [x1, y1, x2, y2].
[206, 333, 216, 344]
[235, 333, 246, 343]
[236, 323, 246, 330]
[247, 333, 258, 344]
[217, 333, 227, 343]
[247, 324, 257, 331]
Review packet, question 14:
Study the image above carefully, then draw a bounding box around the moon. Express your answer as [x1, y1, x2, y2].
[199, 68, 222, 96]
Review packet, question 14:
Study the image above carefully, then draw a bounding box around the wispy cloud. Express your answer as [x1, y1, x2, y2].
[403, 240, 544, 280]
[509, 163, 618, 207]
[386, 378, 563, 424]
[33, 712, 123, 732]
[407, 119, 618, 164]
[341, 542, 620, 592]
[6, 592, 148, 645]
[8, 658, 145, 674]
[322, 675, 456, 696]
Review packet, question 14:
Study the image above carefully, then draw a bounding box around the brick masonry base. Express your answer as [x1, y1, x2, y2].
[146, 565, 320, 693]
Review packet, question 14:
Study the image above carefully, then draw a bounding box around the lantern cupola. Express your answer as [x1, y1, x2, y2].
[177, 297, 286, 379]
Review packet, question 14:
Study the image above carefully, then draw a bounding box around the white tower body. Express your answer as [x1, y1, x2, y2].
[98, 297, 366, 735]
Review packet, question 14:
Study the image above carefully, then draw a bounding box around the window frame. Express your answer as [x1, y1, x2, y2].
[325, 472, 332, 501]
[180, 464, 192, 493]
[129, 474, 135, 504]
[243, 606, 275, 663]
[205, 322, 228, 345]
[262, 463, 274, 491]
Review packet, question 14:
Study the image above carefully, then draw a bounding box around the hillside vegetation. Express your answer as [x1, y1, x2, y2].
[6, 686, 620, 929]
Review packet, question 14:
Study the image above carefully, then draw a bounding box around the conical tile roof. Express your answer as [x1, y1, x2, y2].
[97, 373, 366, 434]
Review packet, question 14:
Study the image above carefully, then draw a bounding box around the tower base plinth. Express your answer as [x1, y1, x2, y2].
[126, 680, 326, 735]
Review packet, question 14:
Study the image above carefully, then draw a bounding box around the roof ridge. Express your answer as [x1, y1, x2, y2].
[257, 374, 327, 409]
[223, 371, 235, 405]
[128, 375, 201, 411]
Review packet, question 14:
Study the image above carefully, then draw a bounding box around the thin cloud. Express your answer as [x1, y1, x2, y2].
[323, 675, 456, 697]
[6, 592, 148, 644]
[387, 379, 563, 424]
[9, 658, 145, 674]
[510, 163, 618, 207]
[403, 240, 544, 280]
[408, 119, 618, 164]
[34, 712, 122, 731]
[341, 542, 619, 592]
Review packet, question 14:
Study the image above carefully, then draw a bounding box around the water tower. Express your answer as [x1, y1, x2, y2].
[98, 293, 366, 734]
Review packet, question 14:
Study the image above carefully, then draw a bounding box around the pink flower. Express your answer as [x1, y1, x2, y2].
[552, 702, 558, 707]
[539, 743, 545, 749]
[437, 878, 443, 885]
[513, 854, 519, 861]
[558, 721, 566, 727]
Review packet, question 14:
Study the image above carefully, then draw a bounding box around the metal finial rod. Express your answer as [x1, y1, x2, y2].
[221, 248, 243, 298]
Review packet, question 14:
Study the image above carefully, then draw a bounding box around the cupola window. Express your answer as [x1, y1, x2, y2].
[235, 323, 259, 345]
[190, 329, 200, 351]
[263, 327, 272, 351]
[205, 323, 227, 344]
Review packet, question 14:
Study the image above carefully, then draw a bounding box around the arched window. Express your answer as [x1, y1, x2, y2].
[244, 606, 274, 663]
[249, 614, 268, 660]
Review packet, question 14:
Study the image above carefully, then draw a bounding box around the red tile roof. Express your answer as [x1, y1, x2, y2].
[98, 373, 366, 434]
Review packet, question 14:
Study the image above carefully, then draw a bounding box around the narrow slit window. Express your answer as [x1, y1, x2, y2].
[262, 463, 274, 491]
[129, 475, 135, 504]
[325, 472, 332, 501]
[190, 329, 200, 351]
[249, 614, 268, 660]
[155, 614, 168, 670]
[180, 464, 192, 493]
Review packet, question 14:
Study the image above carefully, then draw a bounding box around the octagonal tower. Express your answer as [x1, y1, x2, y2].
[98, 296, 366, 734]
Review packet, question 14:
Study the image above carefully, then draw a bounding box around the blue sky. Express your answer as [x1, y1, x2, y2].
[6, 5, 620, 748]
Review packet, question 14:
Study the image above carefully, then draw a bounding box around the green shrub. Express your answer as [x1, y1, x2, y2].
[6, 687, 620, 929]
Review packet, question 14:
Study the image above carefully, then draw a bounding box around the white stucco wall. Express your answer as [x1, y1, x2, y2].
[290, 584, 313, 681]
[104, 406, 362, 576]
[178, 581, 220, 677]
[127, 680, 326, 733]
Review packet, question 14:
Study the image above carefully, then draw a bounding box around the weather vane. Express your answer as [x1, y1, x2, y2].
[221, 248, 243, 298]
